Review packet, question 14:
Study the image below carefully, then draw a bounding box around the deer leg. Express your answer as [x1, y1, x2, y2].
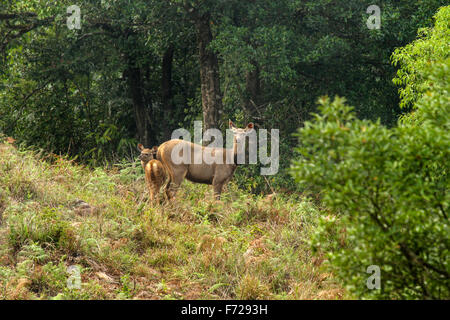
[162, 170, 175, 201]
[150, 183, 161, 204]
[167, 169, 187, 200]
[144, 179, 152, 202]
[212, 179, 225, 200]
[213, 175, 234, 200]
[163, 176, 172, 200]
[149, 187, 155, 202]
[154, 181, 162, 204]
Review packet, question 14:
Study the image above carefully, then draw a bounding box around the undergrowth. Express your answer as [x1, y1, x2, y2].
[0, 140, 344, 300]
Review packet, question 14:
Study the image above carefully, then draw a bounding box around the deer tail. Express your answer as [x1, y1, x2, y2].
[150, 162, 158, 181]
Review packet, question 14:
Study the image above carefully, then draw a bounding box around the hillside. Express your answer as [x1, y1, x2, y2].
[0, 139, 344, 300]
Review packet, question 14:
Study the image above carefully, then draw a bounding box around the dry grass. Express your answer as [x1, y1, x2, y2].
[0, 139, 346, 300]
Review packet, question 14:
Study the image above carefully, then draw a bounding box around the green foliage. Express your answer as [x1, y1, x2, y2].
[291, 59, 449, 298]
[1, 2, 449, 301]
[392, 6, 450, 110]
[117, 274, 135, 299]
[8, 207, 69, 251]
[1, 0, 446, 190]
[17, 242, 49, 264]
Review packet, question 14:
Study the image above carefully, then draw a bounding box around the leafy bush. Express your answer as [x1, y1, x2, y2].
[291, 60, 449, 299]
[392, 6, 450, 111]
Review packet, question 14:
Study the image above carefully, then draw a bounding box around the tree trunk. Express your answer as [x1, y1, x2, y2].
[125, 63, 153, 147]
[245, 60, 261, 115]
[161, 45, 174, 141]
[195, 12, 223, 142]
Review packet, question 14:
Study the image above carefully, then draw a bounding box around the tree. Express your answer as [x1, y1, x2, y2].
[169, 0, 226, 141]
[291, 6, 450, 298]
[0, 0, 446, 181]
[392, 6, 450, 111]
[0, 1, 55, 55]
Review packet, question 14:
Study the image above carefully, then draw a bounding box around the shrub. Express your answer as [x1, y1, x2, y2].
[7, 207, 69, 251]
[392, 6, 450, 111]
[291, 61, 449, 299]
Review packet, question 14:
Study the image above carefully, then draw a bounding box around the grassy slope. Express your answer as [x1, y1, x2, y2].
[0, 140, 344, 300]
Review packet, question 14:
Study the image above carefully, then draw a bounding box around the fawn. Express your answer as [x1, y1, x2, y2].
[138, 144, 167, 203]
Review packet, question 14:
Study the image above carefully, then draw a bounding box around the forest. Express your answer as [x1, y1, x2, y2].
[0, 0, 448, 300]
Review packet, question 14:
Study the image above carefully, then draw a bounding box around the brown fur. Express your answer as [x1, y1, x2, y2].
[138, 144, 167, 203]
[157, 121, 254, 200]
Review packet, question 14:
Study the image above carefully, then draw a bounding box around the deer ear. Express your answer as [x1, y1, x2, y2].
[229, 120, 236, 129]
[137, 143, 144, 151]
[246, 123, 254, 130]
[152, 146, 158, 152]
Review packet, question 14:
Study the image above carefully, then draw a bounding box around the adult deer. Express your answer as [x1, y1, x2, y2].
[157, 121, 254, 200]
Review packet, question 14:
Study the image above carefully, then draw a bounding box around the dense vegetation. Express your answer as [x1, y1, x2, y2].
[0, 1, 448, 300]
[0, 0, 447, 191]
[292, 7, 449, 299]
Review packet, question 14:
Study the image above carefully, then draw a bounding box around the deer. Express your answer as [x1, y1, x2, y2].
[137, 144, 167, 203]
[156, 120, 254, 200]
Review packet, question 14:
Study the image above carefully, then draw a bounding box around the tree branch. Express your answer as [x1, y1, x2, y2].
[0, 12, 37, 20]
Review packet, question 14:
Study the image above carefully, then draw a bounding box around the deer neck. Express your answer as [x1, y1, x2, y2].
[232, 135, 244, 165]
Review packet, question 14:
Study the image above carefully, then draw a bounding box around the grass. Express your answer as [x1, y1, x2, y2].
[0, 139, 345, 300]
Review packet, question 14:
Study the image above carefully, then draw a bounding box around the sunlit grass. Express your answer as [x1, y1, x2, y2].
[0, 140, 345, 299]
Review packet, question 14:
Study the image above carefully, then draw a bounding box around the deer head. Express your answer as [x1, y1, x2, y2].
[229, 120, 254, 146]
[138, 144, 158, 164]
